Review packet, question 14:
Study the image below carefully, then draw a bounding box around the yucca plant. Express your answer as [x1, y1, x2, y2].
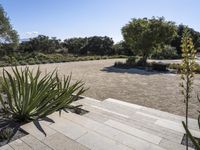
[0, 67, 86, 122]
[180, 28, 196, 150]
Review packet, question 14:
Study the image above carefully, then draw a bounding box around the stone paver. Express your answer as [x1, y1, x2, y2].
[9, 139, 31, 150]
[0, 145, 14, 150]
[155, 119, 200, 138]
[105, 119, 162, 144]
[61, 111, 165, 150]
[90, 105, 129, 118]
[42, 133, 89, 150]
[20, 121, 57, 140]
[49, 114, 88, 140]
[104, 98, 142, 109]
[159, 138, 194, 150]
[77, 131, 132, 150]
[21, 134, 52, 150]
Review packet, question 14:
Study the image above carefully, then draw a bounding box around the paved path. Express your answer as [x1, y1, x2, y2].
[1, 59, 200, 118]
[0, 97, 196, 150]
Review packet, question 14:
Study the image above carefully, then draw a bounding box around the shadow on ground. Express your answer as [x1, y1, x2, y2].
[0, 114, 55, 145]
[101, 66, 175, 75]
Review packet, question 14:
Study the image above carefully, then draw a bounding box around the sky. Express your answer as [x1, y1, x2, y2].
[0, 0, 199, 43]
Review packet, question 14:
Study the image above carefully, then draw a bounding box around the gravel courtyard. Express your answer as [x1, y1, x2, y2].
[1, 59, 200, 119]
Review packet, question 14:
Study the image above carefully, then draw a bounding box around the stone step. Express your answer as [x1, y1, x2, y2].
[42, 132, 89, 150]
[101, 98, 199, 131]
[20, 121, 57, 141]
[103, 98, 142, 109]
[104, 119, 162, 145]
[20, 135, 52, 150]
[48, 113, 88, 140]
[138, 106, 198, 130]
[0, 145, 14, 150]
[81, 104, 158, 127]
[83, 109, 183, 144]
[60, 112, 165, 150]
[77, 131, 132, 150]
[9, 139, 32, 150]
[155, 119, 200, 138]
[73, 97, 101, 106]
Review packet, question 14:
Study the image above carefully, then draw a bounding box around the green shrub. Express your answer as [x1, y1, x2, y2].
[35, 59, 41, 64]
[0, 67, 86, 121]
[169, 63, 200, 73]
[41, 59, 49, 64]
[49, 59, 55, 63]
[169, 63, 181, 72]
[19, 60, 28, 66]
[27, 58, 36, 65]
[1, 55, 10, 62]
[95, 56, 101, 60]
[126, 56, 143, 66]
[35, 53, 50, 61]
[11, 61, 20, 66]
[88, 56, 95, 60]
[0, 128, 13, 141]
[0, 62, 9, 67]
[102, 56, 108, 59]
[126, 56, 137, 66]
[49, 54, 65, 62]
[151, 45, 179, 59]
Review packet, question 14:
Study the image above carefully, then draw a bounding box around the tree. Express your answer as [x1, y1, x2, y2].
[113, 41, 133, 55]
[63, 36, 114, 55]
[171, 24, 200, 55]
[63, 37, 87, 54]
[82, 36, 114, 55]
[19, 35, 62, 53]
[180, 28, 196, 150]
[0, 4, 19, 55]
[122, 17, 177, 65]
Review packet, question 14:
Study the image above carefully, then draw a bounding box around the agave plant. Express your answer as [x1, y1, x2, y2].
[0, 67, 86, 122]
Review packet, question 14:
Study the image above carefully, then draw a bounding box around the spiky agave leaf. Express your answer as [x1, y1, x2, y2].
[0, 67, 86, 121]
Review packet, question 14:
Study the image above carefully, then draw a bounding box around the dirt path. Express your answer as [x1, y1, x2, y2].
[1, 59, 200, 119]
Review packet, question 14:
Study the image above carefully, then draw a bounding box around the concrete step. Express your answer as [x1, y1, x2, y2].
[58, 112, 165, 150]
[102, 98, 199, 131]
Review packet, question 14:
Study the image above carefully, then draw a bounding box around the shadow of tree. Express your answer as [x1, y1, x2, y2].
[101, 66, 175, 75]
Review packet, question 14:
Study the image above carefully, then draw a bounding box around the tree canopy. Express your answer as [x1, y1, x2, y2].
[171, 24, 200, 55]
[63, 36, 114, 55]
[122, 17, 177, 65]
[0, 4, 18, 50]
[19, 35, 62, 53]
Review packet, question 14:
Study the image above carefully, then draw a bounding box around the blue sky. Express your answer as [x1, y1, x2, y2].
[0, 0, 199, 42]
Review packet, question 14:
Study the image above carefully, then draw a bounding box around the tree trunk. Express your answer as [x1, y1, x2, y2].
[142, 53, 148, 66]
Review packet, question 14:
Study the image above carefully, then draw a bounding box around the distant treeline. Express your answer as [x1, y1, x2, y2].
[1, 23, 200, 58]
[18, 36, 131, 56]
[0, 3, 200, 59]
